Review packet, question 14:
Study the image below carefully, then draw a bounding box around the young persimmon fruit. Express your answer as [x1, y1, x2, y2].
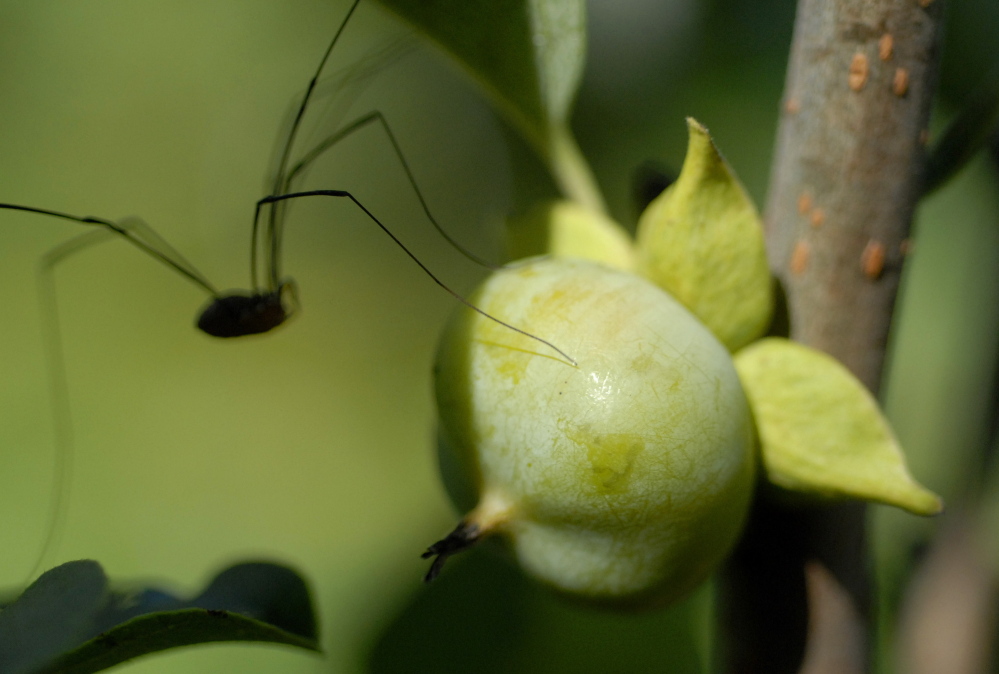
[429, 257, 755, 608]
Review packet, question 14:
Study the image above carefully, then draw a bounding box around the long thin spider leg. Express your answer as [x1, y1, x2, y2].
[270, 0, 361, 199]
[270, 110, 499, 291]
[25, 228, 117, 585]
[253, 190, 577, 367]
[259, 40, 414, 293]
[258, 0, 362, 293]
[0, 204, 219, 297]
[112, 216, 220, 296]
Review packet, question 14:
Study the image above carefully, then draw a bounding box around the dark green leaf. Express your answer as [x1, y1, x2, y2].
[0, 561, 319, 674]
[0, 561, 108, 674]
[182, 562, 317, 643]
[374, 0, 585, 145]
[374, 0, 604, 211]
[37, 608, 316, 674]
[923, 63, 999, 195]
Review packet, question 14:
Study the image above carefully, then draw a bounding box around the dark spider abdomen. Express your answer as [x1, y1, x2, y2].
[197, 292, 288, 337]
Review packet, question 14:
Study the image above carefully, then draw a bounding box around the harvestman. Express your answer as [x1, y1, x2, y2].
[1, 0, 575, 585]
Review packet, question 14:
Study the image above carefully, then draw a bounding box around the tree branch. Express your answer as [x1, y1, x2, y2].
[724, 0, 946, 672]
[767, 0, 944, 390]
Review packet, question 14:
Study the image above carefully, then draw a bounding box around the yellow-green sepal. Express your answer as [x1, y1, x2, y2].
[507, 199, 635, 271]
[734, 338, 942, 516]
[635, 118, 773, 352]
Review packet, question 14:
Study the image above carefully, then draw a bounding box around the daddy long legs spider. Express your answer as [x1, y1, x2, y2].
[0, 0, 569, 621]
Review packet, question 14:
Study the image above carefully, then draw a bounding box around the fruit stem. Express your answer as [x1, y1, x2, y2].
[421, 491, 513, 582]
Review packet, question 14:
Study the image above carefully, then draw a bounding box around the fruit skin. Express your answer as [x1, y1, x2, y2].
[433, 257, 755, 608]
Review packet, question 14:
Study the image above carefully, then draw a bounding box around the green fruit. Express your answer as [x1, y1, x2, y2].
[430, 257, 755, 608]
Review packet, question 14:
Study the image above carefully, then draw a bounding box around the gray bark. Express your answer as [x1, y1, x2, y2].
[724, 1, 946, 672]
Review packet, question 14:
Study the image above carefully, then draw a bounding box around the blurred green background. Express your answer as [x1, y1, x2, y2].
[0, 1, 996, 672]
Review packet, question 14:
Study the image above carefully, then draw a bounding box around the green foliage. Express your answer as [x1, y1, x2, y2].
[0, 561, 107, 674]
[0, 561, 318, 674]
[374, 0, 584, 149]
[923, 64, 999, 195]
[374, 0, 604, 210]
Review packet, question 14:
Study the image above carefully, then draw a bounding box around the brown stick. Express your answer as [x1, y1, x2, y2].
[724, 1, 946, 672]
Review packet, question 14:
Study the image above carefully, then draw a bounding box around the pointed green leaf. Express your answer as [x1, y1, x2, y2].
[635, 118, 773, 352]
[373, 0, 605, 211]
[375, 0, 584, 147]
[506, 200, 634, 270]
[734, 338, 942, 515]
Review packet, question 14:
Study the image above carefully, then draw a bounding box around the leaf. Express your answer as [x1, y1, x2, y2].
[180, 562, 317, 643]
[734, 338, 943, 516]
[373, 0, 604, 211]
[0, 561, 319, 674]
[922, 63, 999, 196]
[506, 200, 634, 270]
[374, 0, 585, 146]
[38, 609, 316, 674]
[0, 561, 108, 674]
[635, 118, 773, 352]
